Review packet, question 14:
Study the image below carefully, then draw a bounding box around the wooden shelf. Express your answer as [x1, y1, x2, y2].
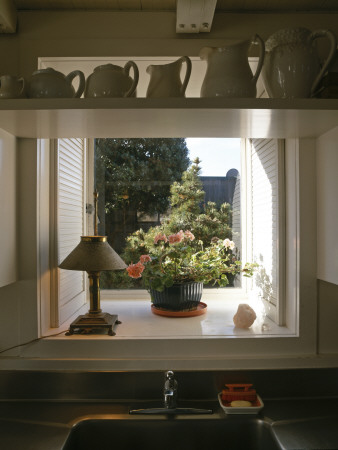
[0, 98, 338, 138]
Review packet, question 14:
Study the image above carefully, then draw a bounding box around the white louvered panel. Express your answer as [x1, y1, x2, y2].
[53, 138, 87, 327]
[232, 174, 241, 253]
[251, 139, 278, 309]
[59, 149, 83, 168]
[59, 162, 83, 176]
[59, 139, 84, 156]
[59, 276, 84, 308]
[59, 171, 83, 188]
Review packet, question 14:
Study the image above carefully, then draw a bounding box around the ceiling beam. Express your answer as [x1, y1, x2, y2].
[0, 0, 16, 32]
[176, 0, 216, 33]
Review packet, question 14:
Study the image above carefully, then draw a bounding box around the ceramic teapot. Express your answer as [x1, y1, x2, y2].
[28, 68, 85, 98]
[146, 56, 192, 98]
[84, 62, 139, 98]
[199, 35, 265, 98]
[262, 27, 337, 98]
[0, 75, 25, 98]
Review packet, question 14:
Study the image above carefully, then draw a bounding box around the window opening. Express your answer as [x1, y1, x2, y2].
[92, 137, 243, 291]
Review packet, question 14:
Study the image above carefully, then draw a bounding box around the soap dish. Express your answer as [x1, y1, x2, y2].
[218, 392, 264, 415]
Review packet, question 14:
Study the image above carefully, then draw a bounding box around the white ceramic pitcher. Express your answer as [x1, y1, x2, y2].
[199, 35, 265, 98]
[0, 75, 25, 98]
[262, 27, 337, 98]
[146, 56, 192, 98]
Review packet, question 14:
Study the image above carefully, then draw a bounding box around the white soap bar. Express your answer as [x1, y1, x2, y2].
[230, 400, 252, 407]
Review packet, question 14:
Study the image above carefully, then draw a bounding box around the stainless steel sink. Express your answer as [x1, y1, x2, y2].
[62, 417, 282, 450]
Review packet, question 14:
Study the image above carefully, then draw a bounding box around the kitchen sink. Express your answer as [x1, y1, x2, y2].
[62, 417, 282, 450]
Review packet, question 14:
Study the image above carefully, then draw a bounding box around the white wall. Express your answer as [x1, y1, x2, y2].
[0, 138, 39, 353]
[1, 11, 338, 77]
[316, 127, 338, 354]
[0, 130, 17, 287]
[316, 126, 338, 285]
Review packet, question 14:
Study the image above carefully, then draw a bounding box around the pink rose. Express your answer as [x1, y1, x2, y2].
[184, 230, 195, 241]
[140, 254, 151, 264]
[168, 230, 184, 244]
[126, 262, 145, 279]
[154, 233, 167, 244]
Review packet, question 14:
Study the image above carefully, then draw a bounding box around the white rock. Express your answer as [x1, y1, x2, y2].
[233, 303, 257, 328]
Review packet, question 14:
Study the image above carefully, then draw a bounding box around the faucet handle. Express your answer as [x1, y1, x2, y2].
[165, 370, 175, 380]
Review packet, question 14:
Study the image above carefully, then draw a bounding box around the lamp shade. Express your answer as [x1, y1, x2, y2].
[59, 236, 127, 272]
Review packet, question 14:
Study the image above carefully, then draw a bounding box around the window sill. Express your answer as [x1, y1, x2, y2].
[1, 291, 310, 371]
[2, 285, 338, 371]
[45, 289, 294, 340]
[95, 291, 293, 339]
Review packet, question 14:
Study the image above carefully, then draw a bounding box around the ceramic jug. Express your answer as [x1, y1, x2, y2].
[28, 68, 85, 98]
[0, 75, 25, 98]
[199, 35, 265, 98]
[84, 62, 139, 98]
[146, 56, 192, 98]
[262, 27, 337, 98]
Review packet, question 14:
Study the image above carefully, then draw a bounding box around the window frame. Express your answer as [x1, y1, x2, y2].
[35, 137, 318, 367]
[33, 59, 316, 357]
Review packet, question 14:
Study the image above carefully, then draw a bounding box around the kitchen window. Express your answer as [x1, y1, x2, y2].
[49, 135, 290, 338]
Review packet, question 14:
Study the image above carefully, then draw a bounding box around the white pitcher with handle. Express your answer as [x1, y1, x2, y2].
[0, 75, 25, 98]
[262, 27, 337, 98]
[199, 35, 265, 98]
[146, 56, 192, 98]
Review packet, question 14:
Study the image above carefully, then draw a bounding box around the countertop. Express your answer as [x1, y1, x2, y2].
[1, 397, 338, 449]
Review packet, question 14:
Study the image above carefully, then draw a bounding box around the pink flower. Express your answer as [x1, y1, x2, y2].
[184, 230, 195, 241]
[154, 233, 167, 244]
[140, 254, 151, 264]
[126, 262, 145, 279]
[168, 230, 184, 244]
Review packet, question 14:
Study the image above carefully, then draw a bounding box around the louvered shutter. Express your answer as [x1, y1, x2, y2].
[250, 139, 285, 324]
[51, 138, 87, 327]
[231, 173, 241, 254]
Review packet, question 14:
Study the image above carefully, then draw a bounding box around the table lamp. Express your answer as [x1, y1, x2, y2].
[59, 193, 127, 336]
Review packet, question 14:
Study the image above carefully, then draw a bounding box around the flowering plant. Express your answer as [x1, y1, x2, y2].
[126, 229, 256, 292]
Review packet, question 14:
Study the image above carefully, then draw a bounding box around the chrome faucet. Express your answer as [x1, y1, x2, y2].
[164, 370, 178, 409]
[129, 370, 212, 415]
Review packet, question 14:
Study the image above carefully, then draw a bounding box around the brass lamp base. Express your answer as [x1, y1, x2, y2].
[65, 312, 121, 336]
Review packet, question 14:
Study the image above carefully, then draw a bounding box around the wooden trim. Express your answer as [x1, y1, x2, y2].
[49, 139, 60, 328]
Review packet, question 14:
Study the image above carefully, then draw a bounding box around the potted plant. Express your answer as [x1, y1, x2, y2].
[126, 229, 256, 311]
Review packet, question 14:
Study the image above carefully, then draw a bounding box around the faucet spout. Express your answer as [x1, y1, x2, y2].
[129, 369, 213, 415]
[164, 370, 178, 409]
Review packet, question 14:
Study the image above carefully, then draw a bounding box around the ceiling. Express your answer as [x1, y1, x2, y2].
[12, 0, 338, 13]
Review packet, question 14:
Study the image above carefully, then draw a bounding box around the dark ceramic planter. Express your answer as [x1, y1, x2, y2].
[150, 282, 203, 311]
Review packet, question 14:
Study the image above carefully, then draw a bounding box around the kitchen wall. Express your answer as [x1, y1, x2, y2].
[0, 138, 39, 352]
[0, 129, 16, 288]
[0, 10, 338, 364]
[316, 126, 338, 354]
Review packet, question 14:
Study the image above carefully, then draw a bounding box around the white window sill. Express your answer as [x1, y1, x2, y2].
[86, 289, 294, 339]
[3, 289, 336, 371]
